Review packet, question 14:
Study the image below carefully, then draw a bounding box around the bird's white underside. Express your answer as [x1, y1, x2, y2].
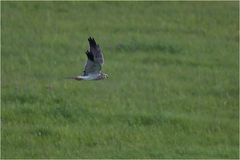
[76, 73, 100, 80]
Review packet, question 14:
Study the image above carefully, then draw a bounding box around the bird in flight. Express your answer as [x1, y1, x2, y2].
[70, 37, 108, 80]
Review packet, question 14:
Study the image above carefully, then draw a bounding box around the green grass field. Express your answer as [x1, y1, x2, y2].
[1, 1, 239, 159]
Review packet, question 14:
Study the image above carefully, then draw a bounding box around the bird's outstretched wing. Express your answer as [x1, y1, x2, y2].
[82, 37, 104, 75]
[83, 51, 101, 75]
[88, 37, 104, 65]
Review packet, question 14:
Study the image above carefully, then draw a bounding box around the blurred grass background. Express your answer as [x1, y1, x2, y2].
[1, 1, 239, 158]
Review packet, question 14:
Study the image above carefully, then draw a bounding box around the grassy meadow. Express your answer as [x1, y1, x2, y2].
[1, 1, 239, 159]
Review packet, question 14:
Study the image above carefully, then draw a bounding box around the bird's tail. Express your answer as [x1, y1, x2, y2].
[64, 76, 83, 81]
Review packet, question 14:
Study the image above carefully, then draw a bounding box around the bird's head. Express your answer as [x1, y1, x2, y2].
[102, 73, 108, 79]
[98, 72, 108, 79]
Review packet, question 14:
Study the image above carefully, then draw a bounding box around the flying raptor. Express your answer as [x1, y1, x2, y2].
[71, 37, 108, 80]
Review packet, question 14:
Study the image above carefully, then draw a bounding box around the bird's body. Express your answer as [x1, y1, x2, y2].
[70, 37, 108, 80]
[74, 72, 107, 80]
[75, 74, 98, 81]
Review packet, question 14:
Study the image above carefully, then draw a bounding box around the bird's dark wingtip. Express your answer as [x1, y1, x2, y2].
[88, 36, 93, 41]
[88, 36, 96, 45]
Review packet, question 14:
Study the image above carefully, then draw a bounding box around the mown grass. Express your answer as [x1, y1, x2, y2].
[1, 1, 239, 159]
